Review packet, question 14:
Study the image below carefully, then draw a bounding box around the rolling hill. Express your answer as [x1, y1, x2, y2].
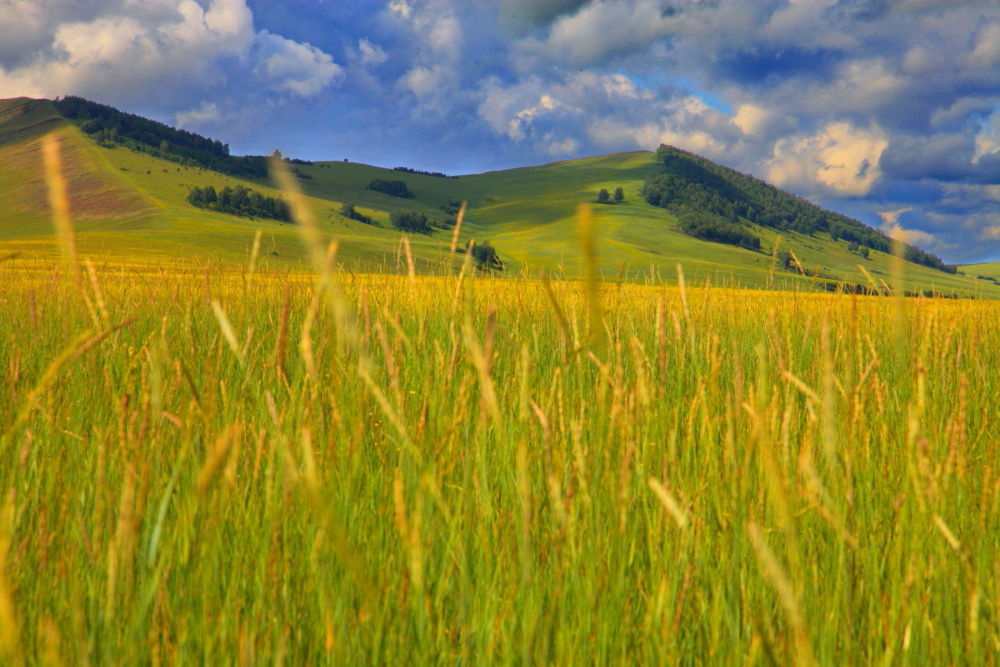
[1, 95, 996, 297]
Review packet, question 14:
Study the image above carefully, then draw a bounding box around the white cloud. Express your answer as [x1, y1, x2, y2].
[175, 101, 220, 128]
[427, 15, 461, 61]
[970, 21, 1000, 67]
[0, 0, 341, 106]
[732, 104, 771, 136]
[387, 0, 412, 20]
[357, 38, 388, 66]
[981, 226, 1000, 241]
[877, 207, 943, 248]
[400, 65, 452, 99]
[545, 134, 579, 156]
[479, 71, 655, 147]
[255, 31, 342, 97]
[880, 218, 938, 248]
[972, 109, 1000, 164]
[523, 0, 678, 66]
[767, 122, 888, 197]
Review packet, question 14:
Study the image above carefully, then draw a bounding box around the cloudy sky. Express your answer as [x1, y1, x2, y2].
[2, 0, 1000, 263]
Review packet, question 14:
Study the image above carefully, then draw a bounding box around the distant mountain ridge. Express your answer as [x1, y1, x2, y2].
[643, 144, 954, 273]
[0, 95, 990, 298]
[54, 96, 270, 179]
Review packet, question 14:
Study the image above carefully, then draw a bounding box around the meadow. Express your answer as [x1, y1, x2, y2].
[0, 132, 996, 665]
[0, 242, 997, 664]
[4, 97, 999, 298]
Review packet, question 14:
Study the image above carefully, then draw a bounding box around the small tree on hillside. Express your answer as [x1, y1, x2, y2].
[390, 210, 431, 234]
[463, 240, 503, 270]
[597, 188, 610, 203]
[776, 249, 794, 271]
[613, 186, 624, 203]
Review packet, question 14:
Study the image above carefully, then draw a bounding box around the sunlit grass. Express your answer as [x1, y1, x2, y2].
[0, 256, 997, 664]
[0, 137, 996, 664]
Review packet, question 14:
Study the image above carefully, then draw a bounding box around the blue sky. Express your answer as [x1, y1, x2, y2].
[2, 0, 1000, 263]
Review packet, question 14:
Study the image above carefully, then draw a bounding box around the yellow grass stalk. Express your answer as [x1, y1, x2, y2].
[392, 469, 424, 598]
[676, 264, 690, 320]
[358, 365, 417, 461]
[105, 467, 137, 622]
[211, 300, 245, 365]
[789, 250, 806, 276]
[299, 290, 322, 384]
[577, 205, 605, 351]
[402, 235, 417, 288]
[748, 522, 816, 667]
[541, 273, 573, 351]
[451, 245, 474, 311]
[857, 263, 880, 294]
[196, 423, 240, 494]
[84, 258, 110, 327]
[270, 155, 325, 275]
[449, 201, 467, 256]
[647, 478, 689, 529]
[781, 369, 821, 405]
[463, 317, 501, 423]
[0, 494, 22, 664]
[274, 284, 291, 382]
[41, 135, 79, 283]
[375, 321, 402, 411]
[932, 514, 961, 551]
[247, 230, 262, 277]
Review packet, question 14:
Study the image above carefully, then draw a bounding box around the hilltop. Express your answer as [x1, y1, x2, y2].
[0, 96, 995, 297]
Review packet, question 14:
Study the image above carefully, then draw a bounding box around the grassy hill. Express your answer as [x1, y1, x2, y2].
[1, 96, 997, 297]
[961, 261, 1000, 279]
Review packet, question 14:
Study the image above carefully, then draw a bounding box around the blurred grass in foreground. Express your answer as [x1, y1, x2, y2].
[0, 258, 997, 664]
[0, 137, 995, 665]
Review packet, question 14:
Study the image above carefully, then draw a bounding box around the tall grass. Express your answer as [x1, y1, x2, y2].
[0, 138, 995, 664]
[1, 261, 997, 664]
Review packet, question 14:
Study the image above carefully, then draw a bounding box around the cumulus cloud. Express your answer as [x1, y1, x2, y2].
[175, 101, 220, 129]
[973, 109, 1000, 163]
[0, 0, 342, 112]
[767, 123, 888, 197]
[732, 104, 772, 136]
[983, 225, 1000, 241]
[877, 207, 949, 248]
[254, 30, 342, 97]
[519, 0, 679, 66]
[478, 71, 663, 154]
[356, 38, 389, 66]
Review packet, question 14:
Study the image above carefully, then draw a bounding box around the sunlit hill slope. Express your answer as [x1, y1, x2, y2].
[0, 96, 995, 297]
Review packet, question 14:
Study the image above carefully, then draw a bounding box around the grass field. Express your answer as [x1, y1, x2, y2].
[0, 242, 997, 663]
[3, 97, 999, 298]
[0, 110, 997, 664]
[962, 261, 1000, 280]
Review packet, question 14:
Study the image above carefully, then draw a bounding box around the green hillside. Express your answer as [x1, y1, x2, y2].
[0, 97, 452, 271]
[1, 96, 997, 297]
[961, 261, 1000, 278]
[959, 261, 1000, 293]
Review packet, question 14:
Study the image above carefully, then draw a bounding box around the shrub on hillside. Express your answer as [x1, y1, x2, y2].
[339, 202, 375, 225]
[677, 211, 760, 251]
[187, 185, 290, 222]
[461, 240, 503, 270]
[390, 210, 432, 234]
[369, 179, 413, 198]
